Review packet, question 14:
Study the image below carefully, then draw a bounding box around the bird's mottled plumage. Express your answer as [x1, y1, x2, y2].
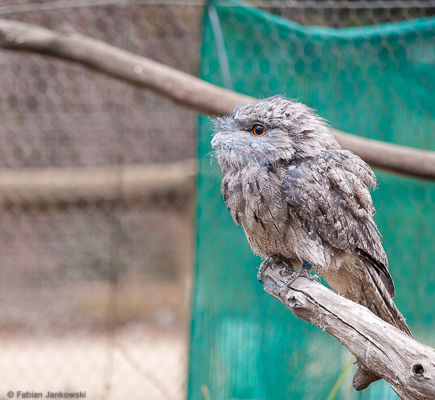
[211, 96, 411, 335]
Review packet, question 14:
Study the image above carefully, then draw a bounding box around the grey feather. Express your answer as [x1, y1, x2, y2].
[211, 96, 411, 335]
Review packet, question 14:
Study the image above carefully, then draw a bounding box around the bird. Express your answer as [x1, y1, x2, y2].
[211, 95, 412, 337]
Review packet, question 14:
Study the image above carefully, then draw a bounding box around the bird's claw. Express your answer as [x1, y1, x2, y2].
[285, 263, 321, 286]
[257, 256, 293, 284]
[257, 259, 271, 284]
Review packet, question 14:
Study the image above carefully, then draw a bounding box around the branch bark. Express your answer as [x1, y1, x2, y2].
[0, 160, 196, 211]
[0, 19, 434, 180]
[263, 265, 435, 399]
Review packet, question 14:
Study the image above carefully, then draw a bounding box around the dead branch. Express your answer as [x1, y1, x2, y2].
[0, 160, 196, 211]
[0, 19, 434, 180]
[263, 265, 435, 400]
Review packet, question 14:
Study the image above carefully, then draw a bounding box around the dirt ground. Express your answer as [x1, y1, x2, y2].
[0, 328, 187, 400]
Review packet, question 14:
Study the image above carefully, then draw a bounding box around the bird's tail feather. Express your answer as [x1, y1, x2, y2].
[363, 264, 413, 337]
[326, 258, 412, 337]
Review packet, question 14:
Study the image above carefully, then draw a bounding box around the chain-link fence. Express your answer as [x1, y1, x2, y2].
[192, 1, 434, 400]
[0, 2, 200, 399]
[0, 1, 434, 399]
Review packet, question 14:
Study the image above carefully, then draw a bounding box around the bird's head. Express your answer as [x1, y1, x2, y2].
[211, 96, 339, 170]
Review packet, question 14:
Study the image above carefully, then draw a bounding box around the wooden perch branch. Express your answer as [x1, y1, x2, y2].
[0, 160, 196, 211]
[0, 19, 434, 180]
[263, 265, 435, 400]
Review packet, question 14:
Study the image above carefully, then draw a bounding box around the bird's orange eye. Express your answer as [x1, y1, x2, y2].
[252, 124, 266, 136]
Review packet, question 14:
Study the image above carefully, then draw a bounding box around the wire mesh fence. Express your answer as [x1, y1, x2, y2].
[0, 2, 200, 399]
[192, 1, 434, 400]
[0, 1, 433, 399]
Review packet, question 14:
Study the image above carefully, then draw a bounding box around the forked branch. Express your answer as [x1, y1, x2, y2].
[263, 265, 435, 400]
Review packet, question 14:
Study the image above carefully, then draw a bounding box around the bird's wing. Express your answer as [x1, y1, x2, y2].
[282, 149, 395, 297]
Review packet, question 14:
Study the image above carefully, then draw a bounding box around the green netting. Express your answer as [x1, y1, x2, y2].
[189, 3, 435, 399]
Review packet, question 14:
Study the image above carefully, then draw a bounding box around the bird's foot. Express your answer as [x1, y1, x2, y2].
[260, 258, 321, 301]
[282, 261, 321, 287]
[296, 261, 321, 283]
[257, 255, 293, 284]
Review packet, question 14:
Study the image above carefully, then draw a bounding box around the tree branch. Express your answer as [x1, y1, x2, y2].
[263, 265, 435, 400]
[0, 19, 434, 180]
[0, 160, 196, 211]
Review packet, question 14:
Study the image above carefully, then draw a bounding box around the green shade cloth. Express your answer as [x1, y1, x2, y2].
[189, 2, 435, 399]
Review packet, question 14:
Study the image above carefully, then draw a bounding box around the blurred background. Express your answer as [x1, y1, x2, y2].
[0, 1, 434, 399]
